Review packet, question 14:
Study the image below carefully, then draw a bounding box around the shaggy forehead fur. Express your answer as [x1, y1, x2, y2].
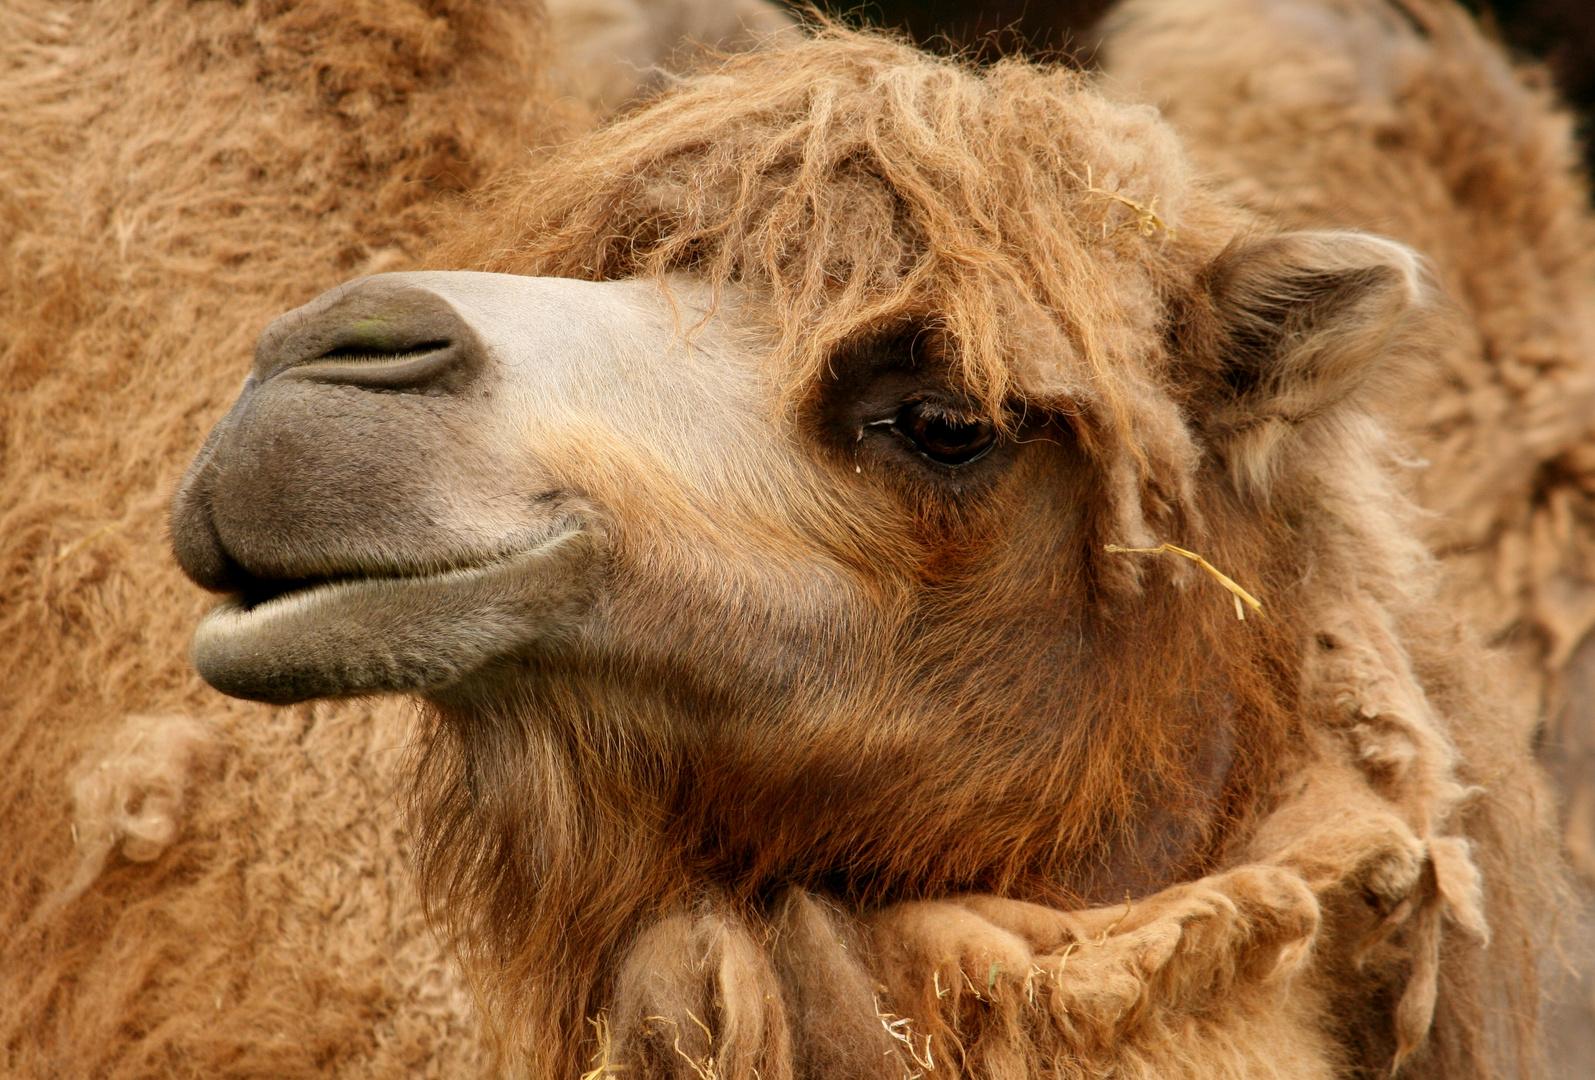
[434, 31, 1226, 462]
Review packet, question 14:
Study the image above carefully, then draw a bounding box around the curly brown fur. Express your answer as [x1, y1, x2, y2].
[1104, 0, 1595, 705]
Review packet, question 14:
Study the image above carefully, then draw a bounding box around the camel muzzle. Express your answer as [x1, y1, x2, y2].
[169, 273, 637, 703]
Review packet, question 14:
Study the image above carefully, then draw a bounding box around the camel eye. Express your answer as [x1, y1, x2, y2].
[894, 399, 996, 466]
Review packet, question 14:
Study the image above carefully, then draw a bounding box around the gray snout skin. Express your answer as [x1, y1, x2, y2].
[171, 273, 615, 705]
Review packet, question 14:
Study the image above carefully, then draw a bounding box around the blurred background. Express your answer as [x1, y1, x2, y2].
[783, 1, 1595, 171]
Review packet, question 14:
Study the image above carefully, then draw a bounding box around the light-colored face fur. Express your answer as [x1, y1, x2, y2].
[176, 271, 926, 715]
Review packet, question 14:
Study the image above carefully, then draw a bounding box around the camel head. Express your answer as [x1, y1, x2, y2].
[171, 30, 1436, 1076]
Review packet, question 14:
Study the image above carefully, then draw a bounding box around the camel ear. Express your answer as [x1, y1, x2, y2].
[1189, 231, 1425, 485]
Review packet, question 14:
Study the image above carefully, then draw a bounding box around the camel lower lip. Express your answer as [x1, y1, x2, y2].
[190, 523, 601, 704]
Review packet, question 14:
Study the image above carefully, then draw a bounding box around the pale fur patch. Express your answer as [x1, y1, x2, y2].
[39, 715, 221, 919]
[548, 0, 798, 117]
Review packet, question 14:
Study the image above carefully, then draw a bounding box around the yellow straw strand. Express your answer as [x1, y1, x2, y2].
[1066, 164, 1177, 240]
[579, 1014, 624, 1080]
[1104, 543, 1264, 620]
[54, 522, 120, 565]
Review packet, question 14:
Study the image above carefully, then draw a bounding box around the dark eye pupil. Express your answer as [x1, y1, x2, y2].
[896, 401, 995, 465]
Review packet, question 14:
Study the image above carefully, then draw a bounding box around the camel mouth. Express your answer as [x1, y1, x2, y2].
[228, 555, 519, 614]
[190, 522, 603, 704]
[208, 515, 594, 616]
[235, 573, 336, 612]
[223, 565, 469, 616]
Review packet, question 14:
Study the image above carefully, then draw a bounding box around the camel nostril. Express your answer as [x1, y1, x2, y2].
[285, 337, 467, 394]
[318, 340, 452, 362]
[253, 275, 485, 395]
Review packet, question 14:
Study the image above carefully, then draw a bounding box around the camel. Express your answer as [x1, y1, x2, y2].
[167, 2, 1579, 1079]
[0, 1, 785, 1076]
[3, 0, 1587, 1076]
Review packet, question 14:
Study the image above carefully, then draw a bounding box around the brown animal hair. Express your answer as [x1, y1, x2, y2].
[421, 25, 1560, 1080]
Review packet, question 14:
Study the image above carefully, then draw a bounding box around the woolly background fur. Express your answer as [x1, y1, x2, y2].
[0, 1, 561, 1075]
